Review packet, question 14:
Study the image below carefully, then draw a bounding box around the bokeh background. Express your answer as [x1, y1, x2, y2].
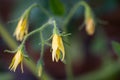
[0, 0, 120, 80]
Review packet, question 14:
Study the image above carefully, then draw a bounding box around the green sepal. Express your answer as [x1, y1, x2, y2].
[22, 46, 30, 60]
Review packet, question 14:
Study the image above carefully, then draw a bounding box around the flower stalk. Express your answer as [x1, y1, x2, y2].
[63, 1, 95, 35]
[14, 3, 51, 41]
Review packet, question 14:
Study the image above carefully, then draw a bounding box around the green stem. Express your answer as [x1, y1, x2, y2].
[63, 1, 90, 32]
[39, 32, 45, 80]
[27, 3, 38, 12]
[53, 20, 59, 34]
[22, 3, 51, 19]
[40, 32, 44, 60]
[22, 3, 38, 17]
[21, 21, 50, 46]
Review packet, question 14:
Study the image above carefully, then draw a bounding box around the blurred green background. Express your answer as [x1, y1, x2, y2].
[0, 0, 120, 80]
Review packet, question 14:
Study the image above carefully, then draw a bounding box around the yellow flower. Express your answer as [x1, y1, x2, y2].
[9, 49, 24, 73]
[85, 18, 95, 35]
[52, 34, 65, 62]
[14, 16, 28, 41]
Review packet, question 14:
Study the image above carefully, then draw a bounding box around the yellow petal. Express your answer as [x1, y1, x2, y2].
[9, 49, 24, 72]
[14, 16, 28, 41]
[55, 48, 60, 62]
[58, 36, 65, 61]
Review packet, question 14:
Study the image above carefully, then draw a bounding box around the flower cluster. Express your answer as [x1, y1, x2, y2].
[6, 1, 98, 78]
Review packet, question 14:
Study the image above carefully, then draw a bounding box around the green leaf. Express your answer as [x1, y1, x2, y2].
[112, 41, 120, 55]
[49, 0, 65, 16]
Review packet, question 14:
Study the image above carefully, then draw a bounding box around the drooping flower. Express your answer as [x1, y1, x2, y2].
[85, 18, 95, 35]
[52, 34, 65, 62]
[14, 15, 29, 41]
[9, 49, 24, 73]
